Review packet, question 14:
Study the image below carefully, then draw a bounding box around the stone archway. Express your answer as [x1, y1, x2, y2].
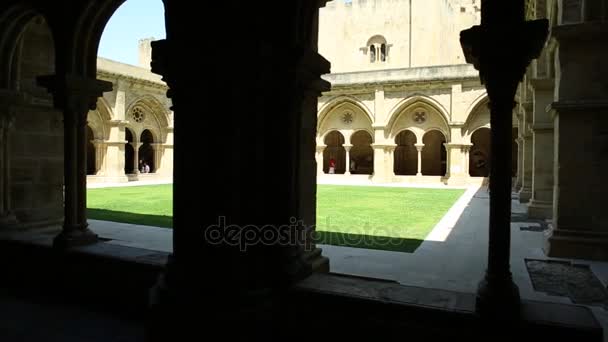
[394, 130, 417, 175]
[86, 125, 96, 175]
[470, 128, 491, 177]
[422, 130, 447, 176]
[139, 129, 155, 173]
[350, 130, 373, 175]
[323, 131, 346, 174]
[124, 128, 135, 174]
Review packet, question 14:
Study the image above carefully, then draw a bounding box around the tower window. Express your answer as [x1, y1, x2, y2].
[366, 35, 388, 64]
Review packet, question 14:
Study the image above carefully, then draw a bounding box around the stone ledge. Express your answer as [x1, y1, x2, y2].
[294, 273, 602, 340]
[551, 100, 608, 111]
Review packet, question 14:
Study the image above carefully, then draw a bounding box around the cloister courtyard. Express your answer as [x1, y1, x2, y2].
[80, 179, 608, 330]
[86, 183, 465, 252]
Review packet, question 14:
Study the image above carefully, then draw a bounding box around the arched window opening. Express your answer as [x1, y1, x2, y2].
[394, 130, 417, 175]
[124, 128, 135, 174]
[366, 35, 388, 64]
[350, 131, 374, 175]
[469, 128, 491, 177]
[421, 131, 447, 176]
[139, 130, 155, 173]
[323, 131, 346, 174]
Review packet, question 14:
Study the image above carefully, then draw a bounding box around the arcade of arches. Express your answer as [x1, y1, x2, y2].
[316, 92, 518, 185]
[85, 55, 174, 183]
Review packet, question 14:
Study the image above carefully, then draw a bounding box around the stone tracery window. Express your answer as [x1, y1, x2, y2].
[131, 106, 146, 123]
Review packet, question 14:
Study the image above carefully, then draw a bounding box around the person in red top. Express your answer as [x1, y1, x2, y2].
[328, 158, 336, 174]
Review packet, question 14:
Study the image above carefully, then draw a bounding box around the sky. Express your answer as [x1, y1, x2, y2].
[98, 0, 166, 66]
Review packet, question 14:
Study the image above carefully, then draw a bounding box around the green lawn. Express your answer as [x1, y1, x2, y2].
[87, 184, 465, 253]
[315, 185, 464, 252]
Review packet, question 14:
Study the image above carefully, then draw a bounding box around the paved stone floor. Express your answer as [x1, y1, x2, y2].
[84, 181, 608, 334]
[0, 287, 145, 341]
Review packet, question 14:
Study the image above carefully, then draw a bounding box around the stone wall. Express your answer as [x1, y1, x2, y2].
[319, 0, 480, 73]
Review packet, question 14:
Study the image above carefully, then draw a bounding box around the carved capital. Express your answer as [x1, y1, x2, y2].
[296, 48, 331, 96]
[37, 74, 113, 126]
[372, 144, 397, 153]
[460, 19, 550, 105]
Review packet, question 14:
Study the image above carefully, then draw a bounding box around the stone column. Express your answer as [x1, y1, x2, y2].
[0, 104, 17, 226]
[460, 0, 549, 320]
[518, 101, 533, 202]
[415, 143, 424, 176]
[315, 145, 325, 176]
[151, 143, 163, 173]
[527, 78, 554, 219]
[546, 19, 608, 261]
[37, 75, 112, 248]
[371, 144, 386, 183]
[343, 144, 352, 175]
[514, 137, 523, 191]
[385, 144, 396, 181]
[132, 142, 142, 174]
[463, 145, 471, 177]
[101, 121, 129, 182]
[445, 143, 471, 185]
[147, 2, 334, 336]
[93, 140, 106, 175]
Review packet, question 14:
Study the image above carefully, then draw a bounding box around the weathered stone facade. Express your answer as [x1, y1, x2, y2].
[316, 0, 516, 185]
[87, 39, 173, 183]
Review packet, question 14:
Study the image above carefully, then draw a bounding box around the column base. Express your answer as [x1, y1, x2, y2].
[518, 187, 532, 203]
[545, 227, 608, 261]
[527, 199, 553, 219]
[86, 175, 129, 184]
[53, 225, 98, 249]
[475, 274, 521, 321]
[446, 175, 468, 186]
[303, 247, 330, 273]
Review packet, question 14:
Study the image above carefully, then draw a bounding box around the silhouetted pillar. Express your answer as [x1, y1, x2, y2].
[344, 144, 352, 175]
[0, 93, 18, 226]
[38, 75, 112, 248]
[415, 143, 424, 176]
[147, 1, 331, 339]
[460, 0, 548, 321]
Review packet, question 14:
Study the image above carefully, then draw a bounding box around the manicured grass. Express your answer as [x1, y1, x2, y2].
[87, 184, 173, 228]
[87, 184, 465, 253]
[315, 185, 465, 252]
